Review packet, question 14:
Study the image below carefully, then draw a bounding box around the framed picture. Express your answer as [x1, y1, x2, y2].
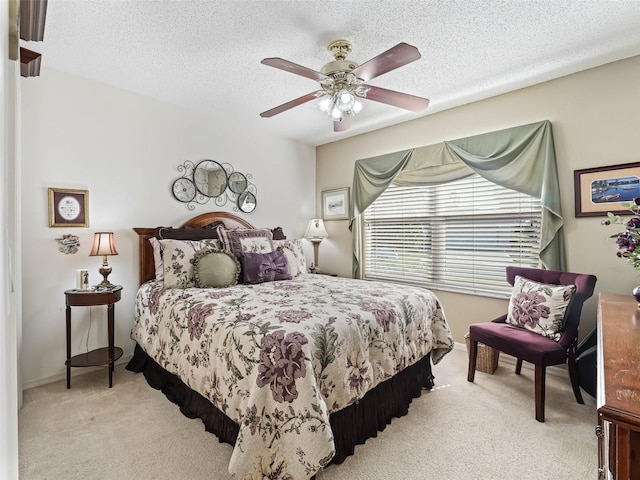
[48, 188, 89, 227]
[322, 187, 350, 220]
[574, 162, 640, 217]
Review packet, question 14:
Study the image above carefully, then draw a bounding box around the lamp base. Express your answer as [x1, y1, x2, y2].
[98, 265, 113, 286]
[312, 240, 320, 271]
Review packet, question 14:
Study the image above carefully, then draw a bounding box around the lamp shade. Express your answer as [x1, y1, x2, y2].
[89, 232, 119, 257]
[304, 219, 328, 241]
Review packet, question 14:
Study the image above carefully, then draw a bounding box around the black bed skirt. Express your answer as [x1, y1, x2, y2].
[126, 343, 434, 465]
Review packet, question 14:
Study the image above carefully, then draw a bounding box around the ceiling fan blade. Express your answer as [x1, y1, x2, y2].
[364, 85, 430, 112]
[261, 57, 329, 82]
[351, 43, 421, 82]
[260, 92, 319, 118]
[333, 115, 351, 132]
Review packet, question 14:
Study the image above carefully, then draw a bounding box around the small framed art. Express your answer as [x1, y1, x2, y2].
[48, 188, 89, 227]
[322, 187, 350, 221]
[574, 162, 640, 217]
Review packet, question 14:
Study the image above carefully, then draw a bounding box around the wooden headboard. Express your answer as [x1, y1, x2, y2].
[133, 211, 255, 286]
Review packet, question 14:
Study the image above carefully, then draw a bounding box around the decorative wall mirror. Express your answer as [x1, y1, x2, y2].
[228, 172, 248, 194]
[238, 191, 257, 213]
[194, 160, 228, 197]
[171, 159, 257, 212]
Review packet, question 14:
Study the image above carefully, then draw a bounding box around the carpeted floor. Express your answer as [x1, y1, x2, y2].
[18, 347, 598, 479]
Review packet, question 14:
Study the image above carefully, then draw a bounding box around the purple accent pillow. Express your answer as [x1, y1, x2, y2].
[217, 227, 274, 257]
[240, 249, 292, 284]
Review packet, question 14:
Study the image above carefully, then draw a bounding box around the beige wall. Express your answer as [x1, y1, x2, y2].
[316, 55, 640, 343]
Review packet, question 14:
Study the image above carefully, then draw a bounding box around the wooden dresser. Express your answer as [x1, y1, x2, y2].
[597, 293, 640, 480]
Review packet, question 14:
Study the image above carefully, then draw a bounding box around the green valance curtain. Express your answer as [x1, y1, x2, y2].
[349, 120, 565, 279]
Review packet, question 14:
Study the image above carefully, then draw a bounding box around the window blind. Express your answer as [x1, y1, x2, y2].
[363, 174, 542, 297]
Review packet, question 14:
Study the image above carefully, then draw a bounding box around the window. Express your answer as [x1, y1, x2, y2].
[363, 174, 542, 297]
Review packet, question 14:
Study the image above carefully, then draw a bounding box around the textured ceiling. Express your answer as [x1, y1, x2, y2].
[27, 0, 640, 146]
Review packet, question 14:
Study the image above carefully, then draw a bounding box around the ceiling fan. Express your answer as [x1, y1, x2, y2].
[259, 40, 430, 132]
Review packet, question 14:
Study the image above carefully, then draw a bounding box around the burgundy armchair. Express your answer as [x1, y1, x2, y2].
[466, 266, 597, 422]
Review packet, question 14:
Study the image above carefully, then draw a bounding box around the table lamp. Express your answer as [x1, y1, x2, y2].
[89, 232, 119, 286]
[304, 219, 329, 272]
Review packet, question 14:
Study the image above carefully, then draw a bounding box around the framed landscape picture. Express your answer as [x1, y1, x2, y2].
[574, 162, 640, 217]
[322, 187, 350, 220]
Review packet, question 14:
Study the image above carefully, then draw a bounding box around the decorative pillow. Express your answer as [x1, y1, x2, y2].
[149, 237, 164, 281]
[240, 249, 292, 284]
[150, 229, 223, 283]
[193, 250, 241, 288]
[159, 238, 221, 289]
[280, 248, 299, 277]
[506, 275, 576, 341]
[154, 223, 224, 240]
[272, 239, 307, 276]
[217, 226, 274, 257]
[271, 227, 286, 240]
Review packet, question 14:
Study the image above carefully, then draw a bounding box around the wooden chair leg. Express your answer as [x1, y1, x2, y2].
[515, 358, 523, 375]
[467, 338, 478, 383]
[535, 365, 546, 422]
[567, 355, 585, 404]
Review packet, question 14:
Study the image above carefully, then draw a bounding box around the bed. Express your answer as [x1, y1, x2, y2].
[126, 211, 454, 479]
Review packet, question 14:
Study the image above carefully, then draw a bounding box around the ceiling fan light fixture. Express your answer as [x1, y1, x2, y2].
[317, 89, 362, 120]
[338, 90, 353, 103]
[317, 95, 332, 113]
[336, 90, 355, 112]
[260, 41, 429, 132]
[329, 105, 343, 120]
[351, 99, 363, 115]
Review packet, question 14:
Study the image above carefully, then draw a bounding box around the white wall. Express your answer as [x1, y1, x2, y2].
[316, 56, 640, 343]
[20, 68, 316, 387]
[2, 0, 20, 475]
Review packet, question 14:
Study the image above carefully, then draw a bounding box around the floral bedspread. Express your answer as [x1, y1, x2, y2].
[131, 274, 453, 479]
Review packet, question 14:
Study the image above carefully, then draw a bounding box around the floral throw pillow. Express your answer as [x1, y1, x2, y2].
[272, 239, 307, 276]
[159, 238, 221, 289]
[506, 275, 576, 341]
[217, 227, 274, 257]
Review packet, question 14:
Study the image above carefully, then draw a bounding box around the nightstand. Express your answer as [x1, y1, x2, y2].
[64, 286, 123, 388]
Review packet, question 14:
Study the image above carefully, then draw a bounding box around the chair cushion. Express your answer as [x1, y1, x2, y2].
[469, 322, 568, 366]
[505, 275, 576, 341]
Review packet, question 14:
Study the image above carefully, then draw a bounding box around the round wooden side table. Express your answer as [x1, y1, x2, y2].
[64, 286, 123, 388]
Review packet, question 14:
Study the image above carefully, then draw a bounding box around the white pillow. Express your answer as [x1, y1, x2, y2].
[506, 275, 576, 341]
[149, 237, 164, 281]
[159, 238, 221, 289]
[272, 239, 307, 276]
